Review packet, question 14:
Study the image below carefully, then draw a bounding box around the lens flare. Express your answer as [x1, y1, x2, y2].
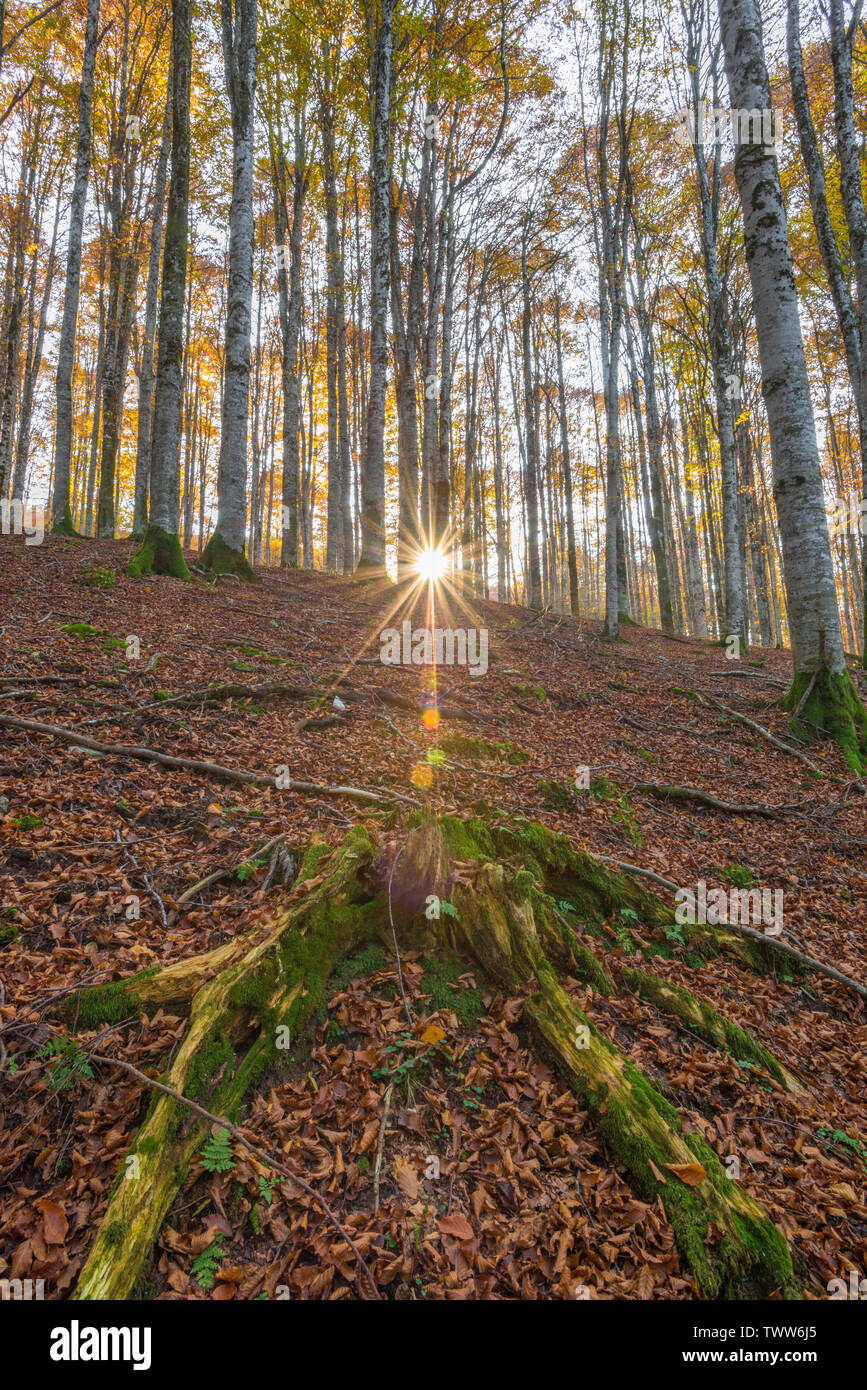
[415, 547, 448, 583]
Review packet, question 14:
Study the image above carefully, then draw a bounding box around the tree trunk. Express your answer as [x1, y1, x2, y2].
[201, 0, 258, 579]
[51, 0, 100, 534]
[133, 81, 171, 538]
[358, 0, 395, 573]
[128, 0, 192, 580]
[718, 0, 866, 769]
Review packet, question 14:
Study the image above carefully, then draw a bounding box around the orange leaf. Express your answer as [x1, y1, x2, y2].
[437, 1213, 474, 1242]
[393, 1159, 419, 1200]
[663, 1162, 707, 1187]
[420, 1024, 445, 1045]
[38, 1198, 68, 1245]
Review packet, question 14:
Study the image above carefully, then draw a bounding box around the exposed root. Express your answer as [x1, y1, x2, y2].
[0, 713, 404, 806]
[620, 967, 812, 1100]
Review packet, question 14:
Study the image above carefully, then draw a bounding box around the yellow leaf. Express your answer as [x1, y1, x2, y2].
[420, 1024, 445, 1045]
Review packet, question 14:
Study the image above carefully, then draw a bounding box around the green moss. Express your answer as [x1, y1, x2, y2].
[62, 967, 160, 1027]
[512, 682, 548, 701]
[60, 622, 101, 638]
[78, 564, 116, 589]
[538, 779, 576, 811]
[722, 863, 756, 889]
[421, 950, 486, 1027]
[328, 945, 386, 994]
[439, 734, 531, 765]
[104, 1220, 129, 1248]
[436, 813, 497, 864]
[621, 968, 787, 1084]
[186, 1033, 235, 1102]
[200, 530, 256, 581]
[127, 524, 190, 580]
[782, 667, 867, 772]
[51, 508, 80, 538]
[484, 818, 668, 935]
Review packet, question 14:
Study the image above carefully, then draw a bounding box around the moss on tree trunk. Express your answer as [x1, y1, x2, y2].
[51, 507, 81, 538]
[127, 524, 191, 580]
[200, 529, 256, 580]
[782, 666, 867, 772]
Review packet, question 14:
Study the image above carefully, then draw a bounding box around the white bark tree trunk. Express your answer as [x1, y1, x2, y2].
[50, 0, 100, 533]
[717, 0, 844, 676]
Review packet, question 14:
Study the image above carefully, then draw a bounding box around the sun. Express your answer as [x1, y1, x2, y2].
[415, 547, 448, 583]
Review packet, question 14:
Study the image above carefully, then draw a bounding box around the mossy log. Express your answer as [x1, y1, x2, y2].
[68, 812, 798, 1300]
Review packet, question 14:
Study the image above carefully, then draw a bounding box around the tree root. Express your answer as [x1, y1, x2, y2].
[620, 967, 812, 1100]
[781, 666, 867, 774]
[199, 530, 256, 581]
[127, 525, 190, 581]
[634, 782, 780, 818]
[697, 693, 820, 770]
[72, 828, 384, 1299]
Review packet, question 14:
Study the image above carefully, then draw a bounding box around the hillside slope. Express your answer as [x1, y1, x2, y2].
[0, 534, 865, 1300]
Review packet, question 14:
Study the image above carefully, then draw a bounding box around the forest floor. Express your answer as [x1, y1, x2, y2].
[0, 532, 865, 1301]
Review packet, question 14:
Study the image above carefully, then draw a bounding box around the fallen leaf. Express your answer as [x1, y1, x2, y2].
[438, 1213, 474, 1241]
[420, 1024, 446, 1045]
[663, 1163, 706, 1187]
[38, 1199, 67, 1245]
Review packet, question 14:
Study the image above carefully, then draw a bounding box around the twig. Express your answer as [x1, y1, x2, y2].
[697, 695, 820, 770]
[0, 713, 402, 805]
[372, 1081, 394, 1219]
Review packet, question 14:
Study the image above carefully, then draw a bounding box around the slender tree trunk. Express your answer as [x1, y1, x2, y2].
[133, 81, 171, 537]
[202, 0, 258, 577]
[11, 196, 58, 499]
[554, 292, 579, 615]
[358, 0, 395, 572]
[51, 0, 100, 533]
[128, 0, 192, 579]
